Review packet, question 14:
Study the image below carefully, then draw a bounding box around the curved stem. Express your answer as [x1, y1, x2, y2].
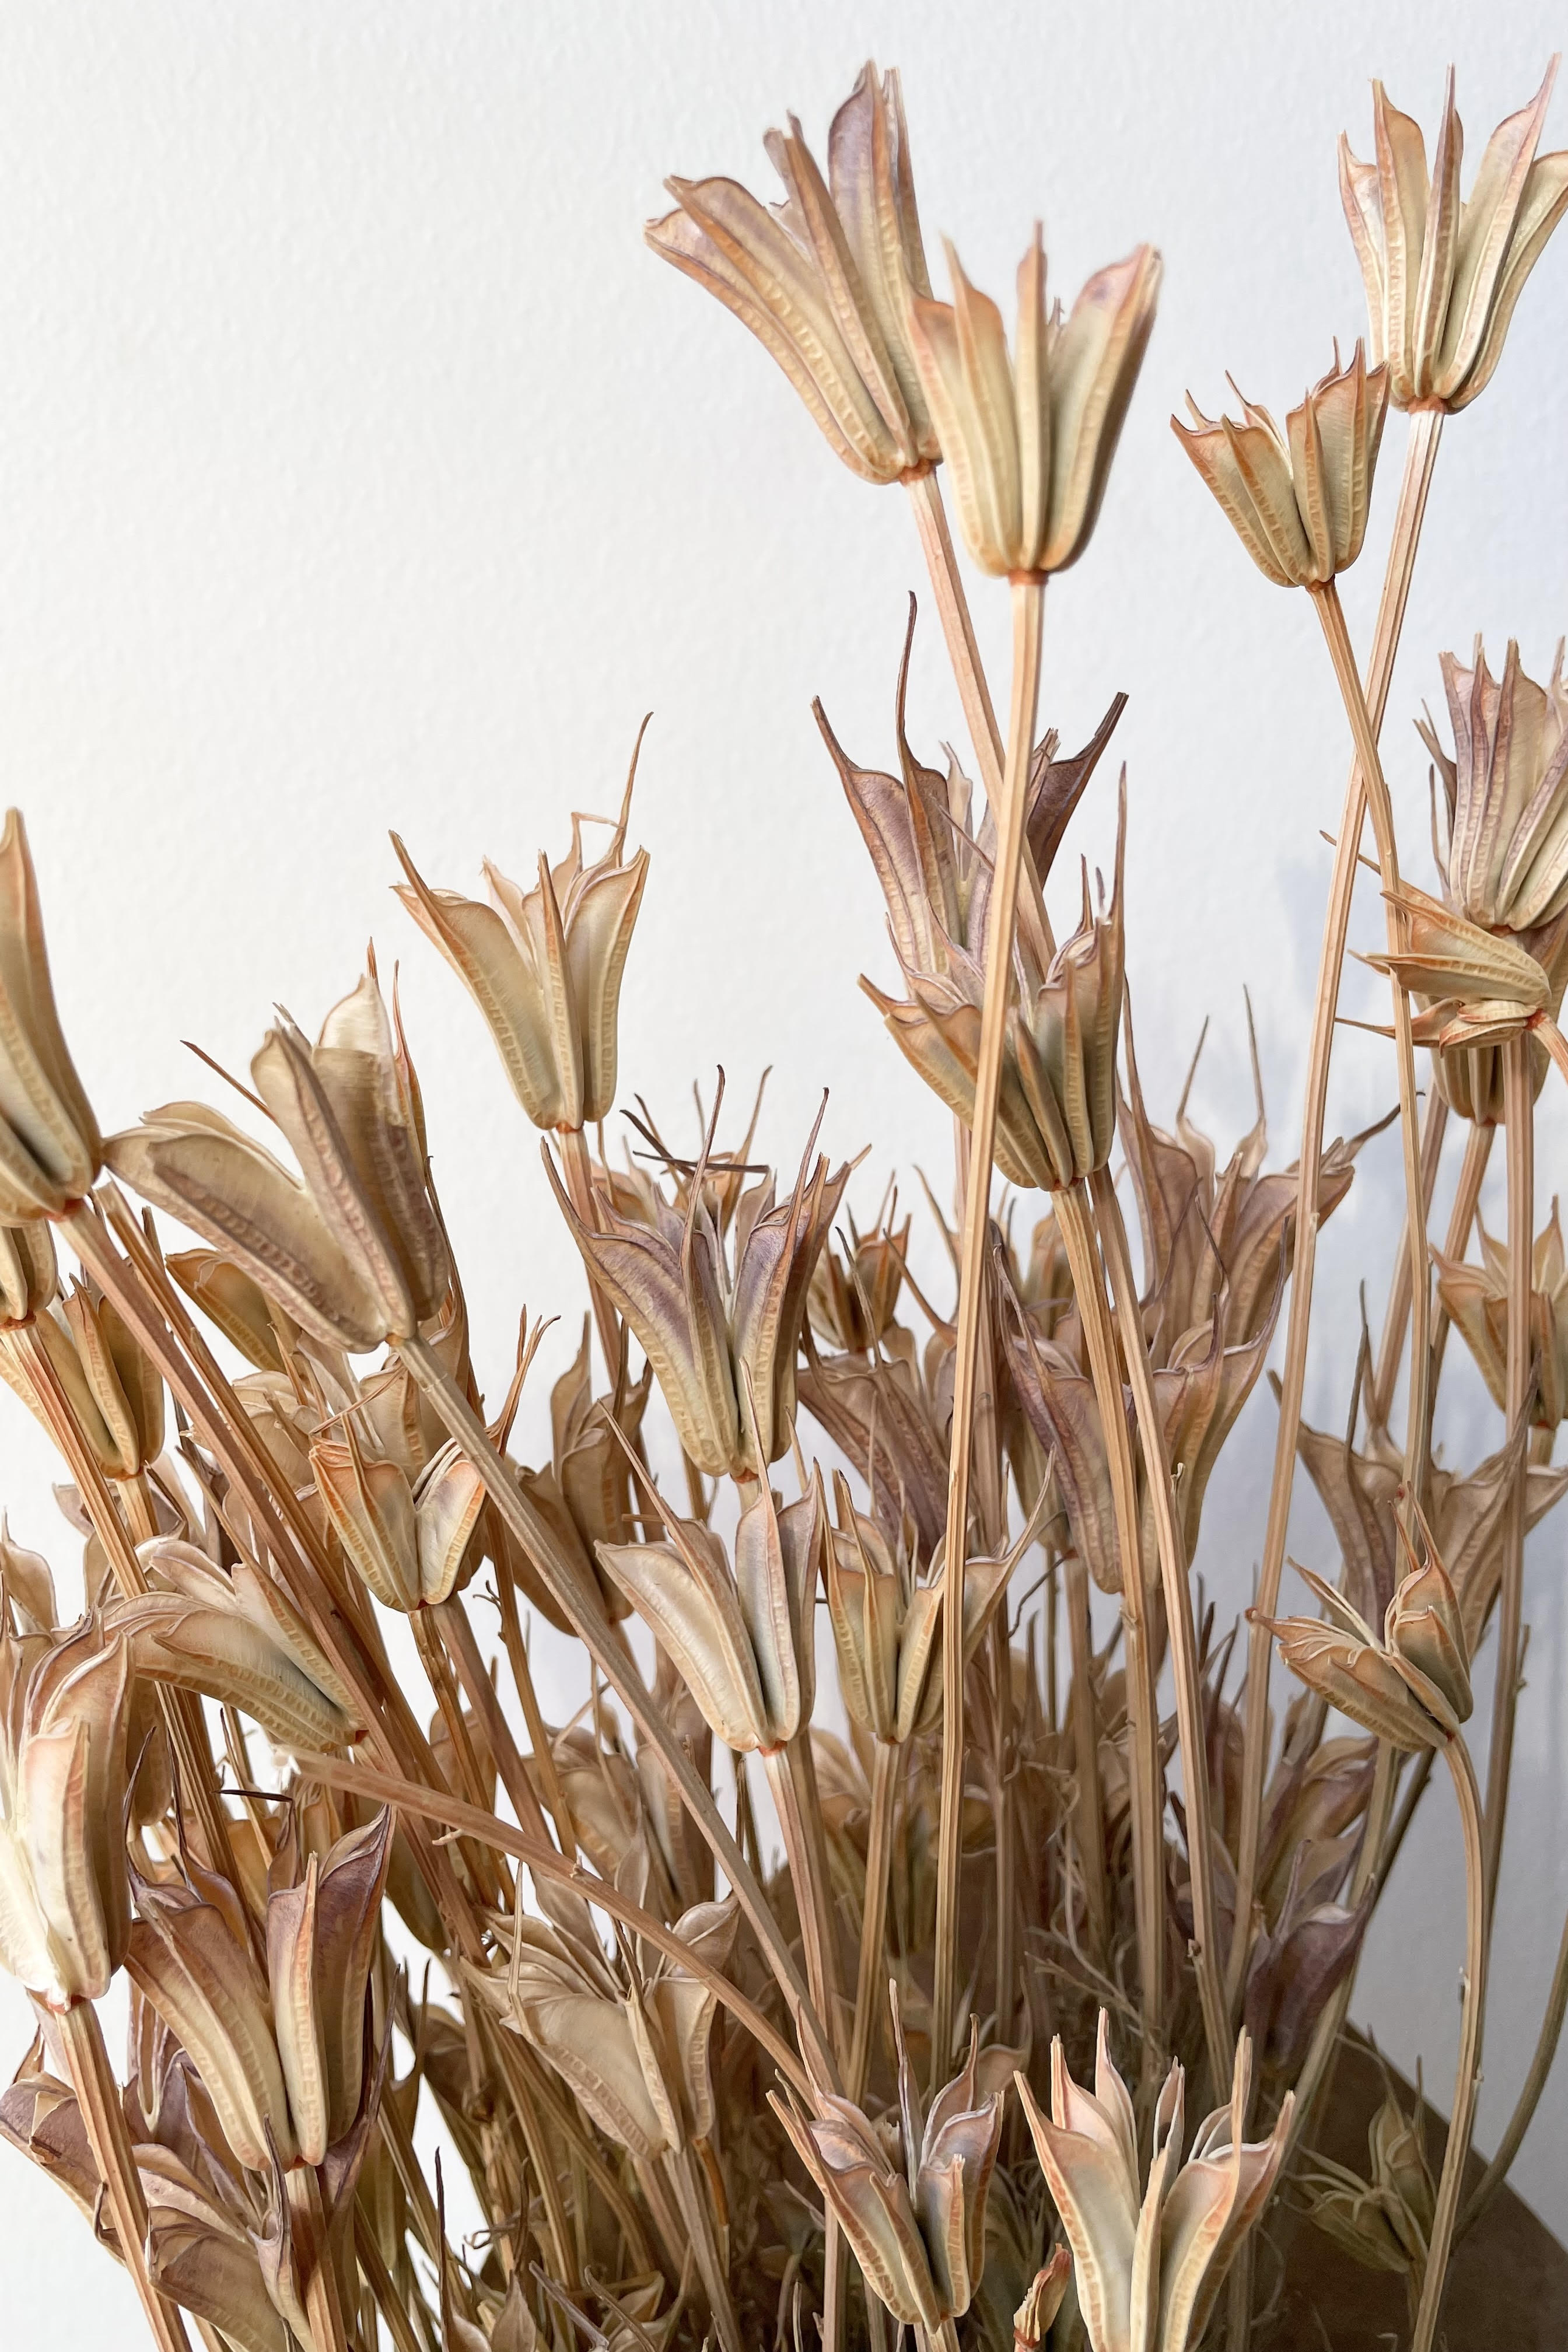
[1482, 1031, 1533, 1918]
[1458, 1895, 1568, 2236]
[931, 573, 1045, 2080]
[1091, 1166, 1230, 2096]
[1226, 408, 1443, 2011]
[395, 1331, 835, 2083]
[293, 1745, 813, 2098]
[1055, 1182, 1165, 2066]
[848, 1739, 899, 2101]
[1411, 1734, 1488, 2352]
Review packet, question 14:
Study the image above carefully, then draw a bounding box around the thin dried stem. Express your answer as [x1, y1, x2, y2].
[1370, 1091, 1447, 1433]
[1458, 1894, 1568, 2236]
[558, 1123, 623, 1380]
[1091, 1166, 1229, 2095]
[848, 1738, 898, 2101]
[284, 2163, 351, 2352]
[1410, 1732, 1489, 2352]
[55, 1997, 194, 2352]
[1427, 1117, 1494, 1403]
[1055, 1181, 1166, 2068]
[904, 468, 1055, 966]
[932, 570, 1045, 2079]
[764, 1741, 842, 2067]
[1227, 406, 1443, 2008]
[1483, 1032, 1534, 1915]
[1063, 1550, 1110, 1955]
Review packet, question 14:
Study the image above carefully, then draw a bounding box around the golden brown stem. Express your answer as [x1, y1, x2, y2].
[904, 470, 1055, 964]
[283, 2164, 351, 2352]
[1091, 1166, 1230, 2095]
[665, 2141, 745, 2352]
[558, 1123, 623, 1381]
[1055, 1182, 1166, 2067]
[55, 1998, 194, 2352]
[1310, 578, 1432, 1492]
[1428, 1118, 1494, 1403]
[764, 1739, 843, 2067]
[433, 1593, 554, 1846]
[391, 1338, 838, 2076]
[848, 1739, 899, 2101]
[932, 572, 1045, 2080]
[1411, 1734, 1489, 2352]
[1483, 1031, 1534, 1915]
[1458, 1894, 1568, 2236]
[1369, 1091, 1447, 1433]
[352, 2214, 425, 2352]
[1063, 1550, 1110, 1956]
[491, 1545, 579, 1855]
[1226, 407, 1443, 2010]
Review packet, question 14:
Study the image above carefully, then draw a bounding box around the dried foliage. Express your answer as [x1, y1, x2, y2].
[2, 51, 1567, 2352]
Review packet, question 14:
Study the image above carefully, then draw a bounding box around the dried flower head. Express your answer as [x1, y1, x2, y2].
[867, 792, 1126, 1191]
[0, 1219, 57, 1327]
[1174, 344, 1388, 587]
[907, 229, 1161, 575]
[1419, 638, 1568, 932]
[649, 64, 938, 485]
[774, 2009, 1003, 2330]
[0, 810, 103, 1222]
[1259, 1546, 1471, 1752]
[1340, 65, 1568, 411]
[1435, 1201, 1568, 1428]
[0, 1614, 132, 2004]
[1015, 2015, 1293, 2352]
[107, 968, 448, 1351]
[394, 760, 649, 1135]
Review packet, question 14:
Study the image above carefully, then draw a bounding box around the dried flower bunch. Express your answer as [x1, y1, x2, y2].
[2, 51, 1567, 2352]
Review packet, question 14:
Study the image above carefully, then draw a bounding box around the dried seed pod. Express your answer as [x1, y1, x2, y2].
[649, 64, 939, 486]
[0, 810, 103, 1222]
[772, 2010, 1003, 2330]
[1340, 66, 1568, 412]
[394, 779, 648, 1134]
[107, 968, 447, 1352]
[1420, 639, 1568, 932]
[1015, 2015, 1292, 2352]
[0, 1219, 57, 1326]
[167, 1249, 289, 1373]
[908, 228, 1161, 576]
[0, 1615, 133, 2004]
[1435, 1202, 1568, 1428]
[1174, 344, 1388, 587]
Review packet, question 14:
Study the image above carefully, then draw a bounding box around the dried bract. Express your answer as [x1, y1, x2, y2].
[0, 810, 103, 1221]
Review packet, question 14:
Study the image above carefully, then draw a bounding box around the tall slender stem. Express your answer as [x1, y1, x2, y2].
[1483, 1031, 1534, 1915]
[1310, 579, 1432, 1496]
[1427, 1116, 1494, 1404]
[1410, 1734, 1488, 2352]
[1055, 1184, 1166, 2064]
[765, 1738, 843, 2065]
[1227, 408, 1443, 2008]
[904, 468, 1054, 964]
[1370, 1091, 1447, 1433]
[284, 2164, 351, 2352]
[1063, 1550, 1110, 1955]
[558, 1124, 622, 1381]
[55, 1999, 194, 2352]
[848, 1739, 898, 2101]
[931, 573, 1045, 2079]
[1091, 1167, 1230, 2095]
[395, 1329, 836, 2081]
[1458, 1893, 1568, 2235]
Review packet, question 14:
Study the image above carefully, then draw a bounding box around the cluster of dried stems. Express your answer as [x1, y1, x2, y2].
[4, 52, 1568, 2352]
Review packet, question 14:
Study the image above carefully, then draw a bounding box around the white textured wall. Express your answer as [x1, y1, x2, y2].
[1, 4, 1565, 2337]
